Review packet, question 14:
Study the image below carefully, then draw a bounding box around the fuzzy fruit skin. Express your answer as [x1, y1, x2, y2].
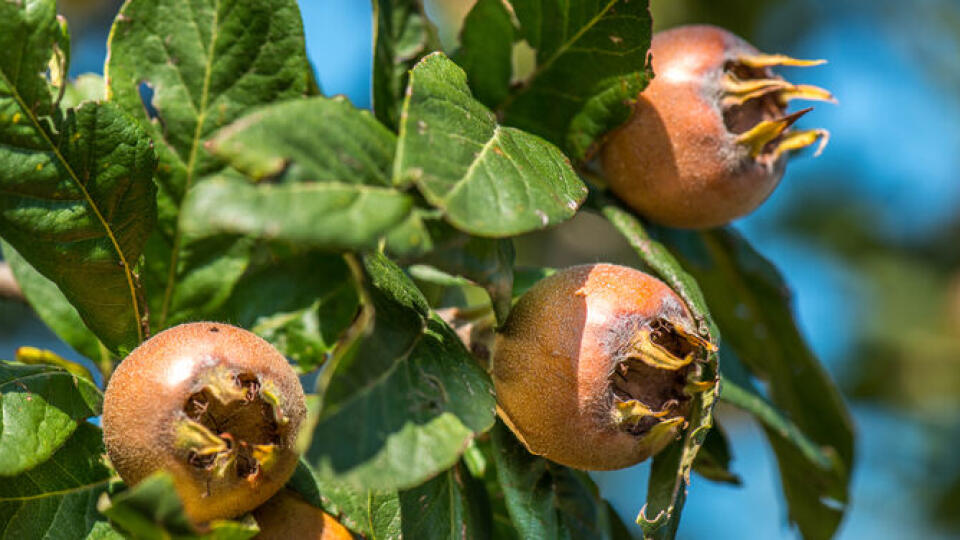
[492, 264, 696, 470]
[601, 25, 786, 229]
[102, 322, 306, 524]
[253, 490, 353, 540]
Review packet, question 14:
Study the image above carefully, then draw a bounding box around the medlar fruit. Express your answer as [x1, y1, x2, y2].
[492, 264, 716, 470]
[253, 489, 352, 540]
[102, 322, 306, 523]
[601, 24, 834, 229]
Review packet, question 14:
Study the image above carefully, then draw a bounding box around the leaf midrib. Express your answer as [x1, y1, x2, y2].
[499, 0, 619, 111]
[159, 0, 222, 327]
[0, 70, 143, 344]
[0, 478, 109, 503]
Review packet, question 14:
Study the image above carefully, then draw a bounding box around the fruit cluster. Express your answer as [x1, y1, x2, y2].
[98, 23, 828, 533]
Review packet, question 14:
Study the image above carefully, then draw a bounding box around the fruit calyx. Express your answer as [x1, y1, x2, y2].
[174, 365, 288, 485]
[721, 52, 834, 164]
[605, 316, 717, 437]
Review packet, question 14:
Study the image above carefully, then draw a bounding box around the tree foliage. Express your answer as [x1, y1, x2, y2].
[0, 1, 852, 538]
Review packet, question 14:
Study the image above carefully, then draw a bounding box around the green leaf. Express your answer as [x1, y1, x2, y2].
[308, 313, 495, 490]
[61, 73, 105, 110]
[180, 175, 412, 251]
[0, 422, 112, 539]
[106, 0, 309, 330]
[98, 473, 259, 540]
[659, 227, 854, 540]
[219, 251, 360, 373]
[142, 233, 253, 328]
[372, 0, 437, 130]
[411, 220, 515, 325]
[691, 421, 740, 485]
[0, 101, 156, 354]
[502, 0, 653, 160]
[597, 196, 720, 538]
[490, 421, 616, 540]
[0, 361, 102, 476]
[455, 0, 516, 108]
[1, 241, 104, 363]
[0, 1, 158, 352]
[398, 462, 492, 539]
[207, 96, 396, 185]
[84, 521, 125, 540]
[287, 460, 401, 540]
[720, 373, 835, 473]
[306, 253, 495, 491]
[640, 442, 684, 539]
[385, 207, 439, 258]
[320, 252, 429, 410]
[394, 53, 587, 237]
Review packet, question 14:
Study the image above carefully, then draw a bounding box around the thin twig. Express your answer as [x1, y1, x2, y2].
[0, 262, 25, 303]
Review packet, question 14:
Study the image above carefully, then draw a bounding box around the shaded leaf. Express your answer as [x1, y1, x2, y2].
[395, 53, 587, 237]
[659, 227, 854, 540]
[307, 314, 495, 490]
[287, 460, 401, 540]
[411, 220, 515, 325]
[691, 421, 740, 485]
[98, 473, 259, 540]
[106, 0, 309, 330]
[143, 233, 253, 328]
[319, 252, 430, 410]
[399, 462, 492, 539]
[455, 0, 516, 108]
[0, 1, 157, 352]
[207, 96, 396, 185]
[385, 206, 439, 258]
[490, 421, 616, 540]
[372, 0, 437, 130]
[180, 176, 412, 251]
[0, 361, 101, 476]
[306, 253, 495, 490]
[503, 0, 653, 160]
[720, 373, 835, 473]
[219, 251, 359, 372]
[2, 241, 104, 363]
[0, 423, 111, 539]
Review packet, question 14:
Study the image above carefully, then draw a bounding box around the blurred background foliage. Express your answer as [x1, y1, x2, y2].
[1, 0, 956, 537]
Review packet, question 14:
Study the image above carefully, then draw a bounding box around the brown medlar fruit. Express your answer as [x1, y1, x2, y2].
[492, 264, 716, 470]
[102, 322, 306, 523]
[601, 24, 834, 229]
[253, 489, 352, 540]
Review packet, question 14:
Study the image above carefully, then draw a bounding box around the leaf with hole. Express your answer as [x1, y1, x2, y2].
[106, 0, 310, 330]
